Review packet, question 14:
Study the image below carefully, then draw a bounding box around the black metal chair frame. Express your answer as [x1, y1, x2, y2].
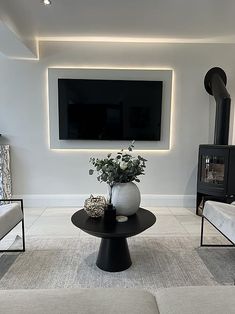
[200, 215, 234, 247]
[0, 199, 25, 252]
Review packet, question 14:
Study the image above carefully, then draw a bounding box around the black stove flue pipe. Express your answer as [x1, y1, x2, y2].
[204, 67, 231, 145]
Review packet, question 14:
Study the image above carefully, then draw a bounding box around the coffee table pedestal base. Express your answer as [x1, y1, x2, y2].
[96, 238, 132, 272]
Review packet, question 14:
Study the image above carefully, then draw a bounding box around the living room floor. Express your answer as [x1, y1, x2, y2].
[1, 207, 221, 248]
[1, 206, 233, 291]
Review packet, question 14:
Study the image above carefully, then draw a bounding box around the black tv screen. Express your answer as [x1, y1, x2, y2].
[58, 79, 162, 141]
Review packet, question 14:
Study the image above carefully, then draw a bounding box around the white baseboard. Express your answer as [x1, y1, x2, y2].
[141, 194, 196, 208]
[13, 194, 196, 208]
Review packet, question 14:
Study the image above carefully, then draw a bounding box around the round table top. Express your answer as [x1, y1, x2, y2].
[71, 208, 156, 239]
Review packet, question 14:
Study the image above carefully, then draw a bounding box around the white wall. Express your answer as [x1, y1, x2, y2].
[1, 42, 235, 207]
[0, 2, 37, 58]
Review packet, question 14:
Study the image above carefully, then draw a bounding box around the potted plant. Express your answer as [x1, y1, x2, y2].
[89, 141, 147, 216]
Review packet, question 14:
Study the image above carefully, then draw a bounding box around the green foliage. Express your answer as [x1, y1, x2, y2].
[89, 141, 147, 185]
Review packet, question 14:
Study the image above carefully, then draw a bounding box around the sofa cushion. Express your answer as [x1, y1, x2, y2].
[156, 286, 235, 314]
[203, 201, 235, 243]
[0, 203, 23, 239]
[0, 288, 159, 314]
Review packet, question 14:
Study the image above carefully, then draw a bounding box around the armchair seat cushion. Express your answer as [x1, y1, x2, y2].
[0, 203, 23, 239]
[203, 201, 235, 243]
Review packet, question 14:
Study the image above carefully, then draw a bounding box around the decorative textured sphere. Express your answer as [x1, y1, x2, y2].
[84, 195, 106, 218]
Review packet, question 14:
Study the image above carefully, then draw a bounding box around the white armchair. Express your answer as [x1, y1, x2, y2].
[200, 200, 235, 247]
[0, 199, 25, 252]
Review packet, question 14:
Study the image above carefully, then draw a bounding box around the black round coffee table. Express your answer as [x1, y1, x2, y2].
[71, 208, 156, 272]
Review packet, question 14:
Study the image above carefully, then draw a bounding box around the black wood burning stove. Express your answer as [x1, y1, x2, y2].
[196, 67, 234, 215]
[197, 145, 235, 215]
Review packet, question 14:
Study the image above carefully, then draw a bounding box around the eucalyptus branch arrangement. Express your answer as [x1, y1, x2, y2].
[89, 141, 147, 202]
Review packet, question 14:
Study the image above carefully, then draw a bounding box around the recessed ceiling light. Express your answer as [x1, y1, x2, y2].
[42, 0, 52, 6]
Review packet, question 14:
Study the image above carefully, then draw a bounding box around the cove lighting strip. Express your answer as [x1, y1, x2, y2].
[38, 36, 221, 44]
[45, 66, 175, 152]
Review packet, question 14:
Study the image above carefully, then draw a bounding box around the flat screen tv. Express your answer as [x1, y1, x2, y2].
[58, 79, 162, 141]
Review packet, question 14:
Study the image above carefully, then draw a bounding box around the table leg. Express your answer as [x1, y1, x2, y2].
[96, 238, 132, 272]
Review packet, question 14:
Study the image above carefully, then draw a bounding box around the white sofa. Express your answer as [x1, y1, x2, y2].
[0, 286, 235, 314]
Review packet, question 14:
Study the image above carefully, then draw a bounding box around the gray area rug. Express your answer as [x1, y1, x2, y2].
[0, 236, 234, 293]
[197, 247, 235, 284]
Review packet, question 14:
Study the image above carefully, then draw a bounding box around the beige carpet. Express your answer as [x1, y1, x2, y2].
[0, 236, 234, 294]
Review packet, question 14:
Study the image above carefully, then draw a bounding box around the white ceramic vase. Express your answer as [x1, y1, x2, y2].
[111, 182, 140, 216]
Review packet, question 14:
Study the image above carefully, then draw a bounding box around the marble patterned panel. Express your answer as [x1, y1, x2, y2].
[0, 145, 12, 200]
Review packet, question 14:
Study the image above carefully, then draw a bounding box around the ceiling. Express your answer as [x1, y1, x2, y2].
[0, 0, 235, 58]
[1, 0, 235, 42]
